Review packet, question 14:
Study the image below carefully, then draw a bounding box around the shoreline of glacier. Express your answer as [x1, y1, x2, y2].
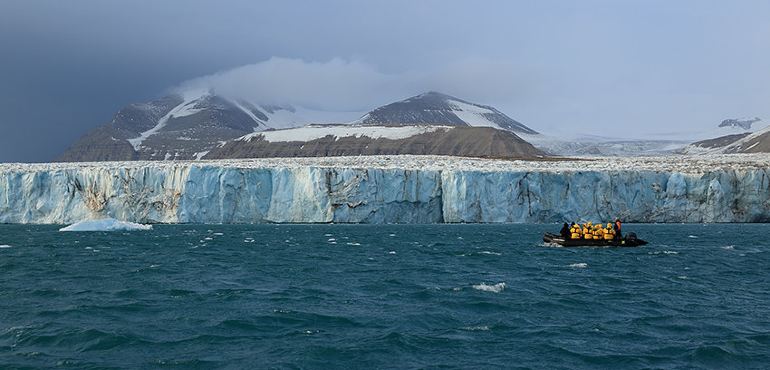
[2, 155, 770, 224]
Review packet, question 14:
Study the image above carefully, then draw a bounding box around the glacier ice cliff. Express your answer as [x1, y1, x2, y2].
[2, 155, 770, 224]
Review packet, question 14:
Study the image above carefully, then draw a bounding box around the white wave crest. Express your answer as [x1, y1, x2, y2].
[59, 218, 152, 232]
[472, 282, 506, 293]
[461, 325, 491, 331]
[569, 263, 588, 268]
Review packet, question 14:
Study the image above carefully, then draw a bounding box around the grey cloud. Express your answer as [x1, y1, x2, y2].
[174, 57, 536, 113]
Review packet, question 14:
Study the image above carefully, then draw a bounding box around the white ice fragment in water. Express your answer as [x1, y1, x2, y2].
[480, 251, 502, 256]
[688, 235, 698, 238]
[472, 282, 506, 293]
[0, 245, 12, 249]
[722, 245, 735, 250]
[60, 218, 152, 232]
[213, 232, 224, 236]
[569, 263, 589, 268]
[388, 251, 397, 254]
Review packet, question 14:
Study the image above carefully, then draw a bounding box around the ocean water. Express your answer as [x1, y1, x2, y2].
[1, 224, 769, 369]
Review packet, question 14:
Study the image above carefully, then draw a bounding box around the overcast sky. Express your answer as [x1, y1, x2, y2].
[1, 0, 769, 162]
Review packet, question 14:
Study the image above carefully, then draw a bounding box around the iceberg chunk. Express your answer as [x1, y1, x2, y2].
[60, 218, 153, 232]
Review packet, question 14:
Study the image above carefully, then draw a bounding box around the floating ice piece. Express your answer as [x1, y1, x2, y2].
[569, 263, 589, 268]
[472, 282, 506, 293]
[0, 245, 12, 248]
[59, 218, 152, 232]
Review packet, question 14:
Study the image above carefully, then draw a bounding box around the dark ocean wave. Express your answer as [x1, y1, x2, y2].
[1, 224, 769, 369]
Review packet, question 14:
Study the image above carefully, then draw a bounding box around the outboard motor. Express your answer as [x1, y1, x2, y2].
[626, 232, 638, 242]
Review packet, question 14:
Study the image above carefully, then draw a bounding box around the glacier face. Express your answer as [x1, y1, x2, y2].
[2, 156, 770, 224]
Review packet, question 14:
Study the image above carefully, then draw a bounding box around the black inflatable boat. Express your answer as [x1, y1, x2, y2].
[543, 232, 648, 247]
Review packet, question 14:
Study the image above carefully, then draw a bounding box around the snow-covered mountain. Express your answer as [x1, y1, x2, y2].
[58, 90, 543, 162]
[529, 118, 765, 157]
[57, 90, 359, 162]
[356, 92, 539, 135]
[719, 117, 761, 131]
[683, 118, 765, 154]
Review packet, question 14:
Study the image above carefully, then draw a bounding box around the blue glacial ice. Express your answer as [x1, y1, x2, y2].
[1, 155, 769, 224]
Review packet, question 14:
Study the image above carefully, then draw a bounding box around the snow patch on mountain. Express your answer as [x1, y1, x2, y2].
[128, 94, 206, 150]
[239, 125, 449, 143]
[448, 100, 500, 128]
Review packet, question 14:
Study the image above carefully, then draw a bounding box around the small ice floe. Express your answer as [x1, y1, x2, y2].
[0, 244, 12, 249]
[60, 218, 152, 232]
[569, 263, 589, 268]
[663, 251, 679, 255]
[388, 251, 397, 254]
[479, 251, 502, 256]
[677, 275, 688, 280]
[389, 234, 396, 237]
[212, 232, 224, 236]
[324, 234, 333, 237]
[722, 245, 735, 250]
[472, 282, 506, 293]
[243, 238, 255, 243]
[346, 242, 361, 246]
[688, 235, 698, 239]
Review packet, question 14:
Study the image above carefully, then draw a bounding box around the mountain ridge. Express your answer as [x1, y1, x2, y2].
[57, 91, 542, 162]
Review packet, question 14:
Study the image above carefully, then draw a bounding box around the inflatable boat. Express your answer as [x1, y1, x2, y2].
[543, 232, 648, 247]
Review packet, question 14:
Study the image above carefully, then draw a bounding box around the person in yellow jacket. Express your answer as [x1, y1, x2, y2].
[583, 223, 593, 240]
[604, 223, 615, 240]
[570, 223, 582, 240]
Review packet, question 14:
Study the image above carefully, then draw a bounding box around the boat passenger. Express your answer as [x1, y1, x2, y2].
[570, 223, 582, 240]
[560, 223, 570, 238]
[604, 223, 615, 240]
[614, 219, 622, 240]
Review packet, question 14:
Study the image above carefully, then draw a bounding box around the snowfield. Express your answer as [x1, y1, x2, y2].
[3, 154, 770, 224]
[239, 125, 449, 143]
